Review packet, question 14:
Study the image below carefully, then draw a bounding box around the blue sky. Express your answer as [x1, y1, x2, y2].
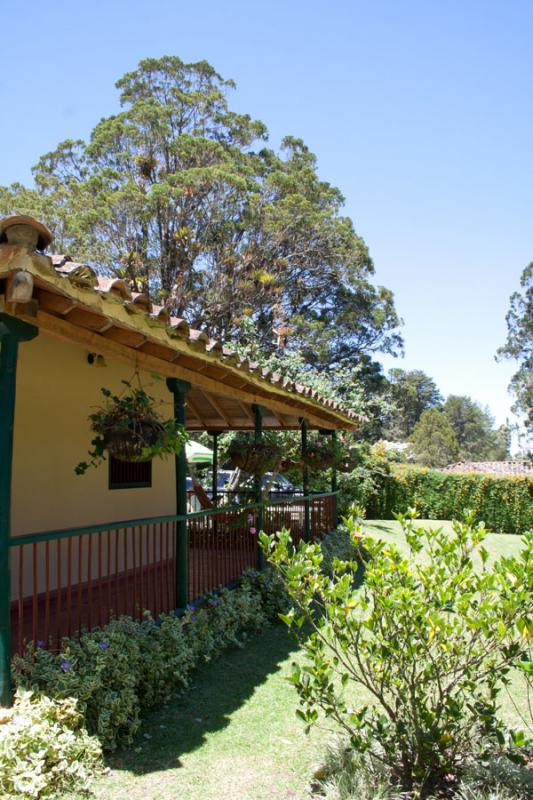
[1, 0, 530, 433]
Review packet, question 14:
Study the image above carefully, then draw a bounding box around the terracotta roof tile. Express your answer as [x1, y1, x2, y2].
[443, 461, 533, 476]
[4, 239, 360, 425]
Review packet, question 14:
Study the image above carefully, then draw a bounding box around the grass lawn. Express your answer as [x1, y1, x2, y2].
[70, 625, 327, 800]
[67, 521, 529, 800]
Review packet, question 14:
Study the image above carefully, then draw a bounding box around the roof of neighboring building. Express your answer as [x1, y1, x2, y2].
[0, 216, 360, 432]
[443, 461, 533, 476]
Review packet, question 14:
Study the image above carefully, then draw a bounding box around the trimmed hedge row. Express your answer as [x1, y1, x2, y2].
[340, 465, 533, 534]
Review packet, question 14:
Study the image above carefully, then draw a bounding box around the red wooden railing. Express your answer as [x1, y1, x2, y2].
[187, 507, 258, 601]
[11, 522, 177, 653]
[9, 492, 337, 654]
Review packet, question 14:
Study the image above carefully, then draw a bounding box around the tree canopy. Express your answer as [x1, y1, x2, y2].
[497, 263, 532, 439]
[442, 395, 510, 462]
[0, 55, 402, 371]
[383, 369, 443, 440]
[409, 408, 459, 468]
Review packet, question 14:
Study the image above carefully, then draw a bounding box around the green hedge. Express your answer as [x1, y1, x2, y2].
[361, 466, 533, 534]
[338, 463, 533, 534]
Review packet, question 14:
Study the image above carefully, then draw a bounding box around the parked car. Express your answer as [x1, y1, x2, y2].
[203, 470, 301, 504]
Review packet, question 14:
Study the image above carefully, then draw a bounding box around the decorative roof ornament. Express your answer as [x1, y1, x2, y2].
[0, 215, 53, 252]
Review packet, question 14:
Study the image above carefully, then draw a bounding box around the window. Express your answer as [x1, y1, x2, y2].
[109, 457, 152, 489]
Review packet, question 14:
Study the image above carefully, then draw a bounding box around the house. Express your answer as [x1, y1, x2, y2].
[0, 214, 359, 704]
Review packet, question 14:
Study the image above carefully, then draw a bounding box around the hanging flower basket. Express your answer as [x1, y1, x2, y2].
[228, 434, 281, 476]
[279, 457, 301, 472]
[75, 383, 187, 475]
[302, 440, 341, 471]
[101, 416, 167, 462]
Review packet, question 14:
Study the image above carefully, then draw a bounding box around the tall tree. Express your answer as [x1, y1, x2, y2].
[0, 56, 402, 370]
[443, 396, 510, 461]
[383, 369, 442, 440]
[497, 263, 533, 438]
[410, 409, 459, 468]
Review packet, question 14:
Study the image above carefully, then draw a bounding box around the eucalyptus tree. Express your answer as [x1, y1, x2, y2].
[0, 56, 402, 370]
[497, 263, 533, 438]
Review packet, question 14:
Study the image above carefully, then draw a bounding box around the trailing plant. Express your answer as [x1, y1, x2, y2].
[260, 510, 533, 798]
[303, 435, 342, 471]
[75, 379, 187, 475]
[227, 431, 282, 476]
[0, 690, 102, 800]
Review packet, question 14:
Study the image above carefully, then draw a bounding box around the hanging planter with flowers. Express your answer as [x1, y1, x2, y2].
[302, 437, 341, 471]
[227, 432, 282, 476]
[75, 379, 187, 475]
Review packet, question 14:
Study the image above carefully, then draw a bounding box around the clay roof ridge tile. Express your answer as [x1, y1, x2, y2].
[188, 328, 209, 343]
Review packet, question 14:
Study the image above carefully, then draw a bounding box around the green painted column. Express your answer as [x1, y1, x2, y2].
[252, 404, 265, 569]
[331, 430, 338, 528]
[301, 419, 310, 540]
[166, 378, 191, 611]
[210, 432, 219, 507]
[0, 314, 38, 707]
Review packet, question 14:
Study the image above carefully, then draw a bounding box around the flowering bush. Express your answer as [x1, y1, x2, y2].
[0, 690, 102, 799]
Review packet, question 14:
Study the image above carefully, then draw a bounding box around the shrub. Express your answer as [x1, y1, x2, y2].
[339, 464, 533, 533]
[337, 455, 392, 519]
[0, 690, 102, 800]
[261, 512, 532, 798]
[14, 578, 284, 752]
[385, 467, 533, 533]
[319, 520, 368, 579]
[241, 566, 292, 619]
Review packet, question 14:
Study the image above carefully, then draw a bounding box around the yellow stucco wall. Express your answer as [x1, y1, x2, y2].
[11, 331, 177, 537]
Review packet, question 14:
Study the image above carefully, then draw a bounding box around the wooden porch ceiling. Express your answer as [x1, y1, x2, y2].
[0, 240, 361, 432]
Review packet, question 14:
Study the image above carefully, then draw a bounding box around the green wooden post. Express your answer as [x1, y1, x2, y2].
[166, 378, 191, 610]
[331, 430, 338, 528]
[252, 404, 264, 569]
[301, 419, 310, 540]
[0, 314, 38, 706]
[210, 432, 219, 507]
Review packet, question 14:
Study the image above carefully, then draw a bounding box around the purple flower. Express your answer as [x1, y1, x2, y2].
[60, 660, 71, 672]
[249, 527, 257, 535]
[36, 640, 45, 649]
[191, 614, 197, 622]
[99, 642, 109, 650]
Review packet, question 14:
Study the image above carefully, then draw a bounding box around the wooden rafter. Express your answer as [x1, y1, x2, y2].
[202, 392, 232, 426]
[186, 395, 208, 427]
